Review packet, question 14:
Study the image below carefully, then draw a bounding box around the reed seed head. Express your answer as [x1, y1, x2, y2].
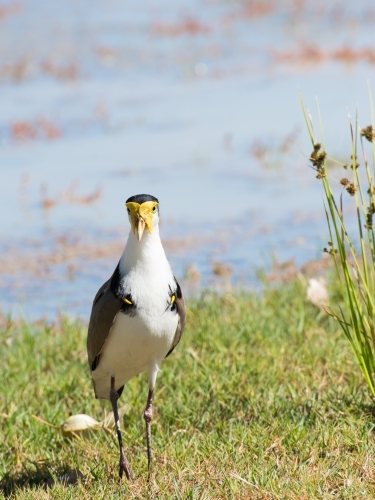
[323, 246, 337, 255]
[310, 144, 326, 170]
[346, 183, 357, 196]
[316, 166, 326, 179]
[350, 154, 360, 169]
[360, 125, 375, 143]
[365, 216, 373, 229]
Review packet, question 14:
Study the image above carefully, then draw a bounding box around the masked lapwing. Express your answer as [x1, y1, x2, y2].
[87, 194, 186, 479]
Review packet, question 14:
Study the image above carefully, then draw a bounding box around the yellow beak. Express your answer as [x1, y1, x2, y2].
[125, 201, 158, 241]
[137, 217, 146, 241]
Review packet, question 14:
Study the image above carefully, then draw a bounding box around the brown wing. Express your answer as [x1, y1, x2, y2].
[87, 277, 123, 371]
[165, 279, 186, 358]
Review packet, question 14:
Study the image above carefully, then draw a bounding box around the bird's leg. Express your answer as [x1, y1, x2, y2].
[144, 388, 154, 473]
[110, 376, 132, 480]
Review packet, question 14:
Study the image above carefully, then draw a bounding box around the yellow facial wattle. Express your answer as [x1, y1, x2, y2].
[125, 201, 158, 241]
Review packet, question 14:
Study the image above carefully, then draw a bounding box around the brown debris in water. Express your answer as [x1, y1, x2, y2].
[266, 255, 333, 285]
[242, 1, 274, 18]
[211, 261, 233, 280]
[272, 44, 375, 66]
[40, 184, 56, 210]
[40, 182, 103, 211]
[184, 264, 200, 282]
[0, 230, 213, 285]
[62, 182, 102, 205]
[0, 2, 22, 20]
[41, 60, 79, 81]
[10, 118, 62, 142]
[151, 17, 211, 37]
[250, 127, 300, 167]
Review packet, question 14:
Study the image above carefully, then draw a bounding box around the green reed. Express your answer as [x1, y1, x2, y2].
[301, 85, 375, 397]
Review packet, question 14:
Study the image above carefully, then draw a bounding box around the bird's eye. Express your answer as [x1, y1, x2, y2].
[127, 208, 130, 214]
[152, 206, 156, 212]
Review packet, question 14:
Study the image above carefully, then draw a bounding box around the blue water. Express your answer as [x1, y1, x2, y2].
[1, 0, 374, 319]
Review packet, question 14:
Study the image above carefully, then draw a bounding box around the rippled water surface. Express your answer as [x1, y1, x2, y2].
[1, 0, 375, 319]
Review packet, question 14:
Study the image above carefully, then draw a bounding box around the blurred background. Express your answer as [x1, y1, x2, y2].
[0, 0, 374, 320]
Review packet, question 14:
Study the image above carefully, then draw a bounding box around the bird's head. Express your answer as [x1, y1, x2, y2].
[125, 194, 159, 241]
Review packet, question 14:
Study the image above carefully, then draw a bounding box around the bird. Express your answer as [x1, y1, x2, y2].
[87, 194, 186, 479]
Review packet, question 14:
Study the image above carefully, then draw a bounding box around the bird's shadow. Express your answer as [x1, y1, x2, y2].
[0, 462, 82, 497]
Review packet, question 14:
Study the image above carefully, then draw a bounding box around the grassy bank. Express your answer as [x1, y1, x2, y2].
[1, 278, 375, 499]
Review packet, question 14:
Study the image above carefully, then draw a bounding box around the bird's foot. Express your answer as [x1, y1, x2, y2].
[119, 451, 133, 480]
[147, 467, 153, 483]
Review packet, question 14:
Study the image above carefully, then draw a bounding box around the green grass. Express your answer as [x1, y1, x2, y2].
[1, 278, 375, 499]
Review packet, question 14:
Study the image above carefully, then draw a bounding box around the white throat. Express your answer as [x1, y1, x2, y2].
[118, 222, 176, 311]
[119, 223, 168, 275]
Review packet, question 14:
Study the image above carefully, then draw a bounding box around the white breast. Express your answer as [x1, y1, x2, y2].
[92, 225, 179, 400]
